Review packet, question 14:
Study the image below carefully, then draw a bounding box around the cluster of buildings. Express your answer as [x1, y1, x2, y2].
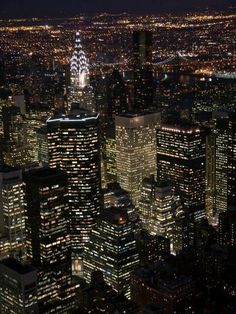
[0, 24, 235, 314]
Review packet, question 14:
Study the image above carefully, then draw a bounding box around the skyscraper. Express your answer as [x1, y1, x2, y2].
[47, 112, 101, 272]
[24, 167, 74, 313]
[0, 165, 25, 259]
[139, 176, 182, 251]
[25, 102, 50, 163]
[0, 258, 38, 313]
[69, 32, 95, 113]
[84, 207, 139, 298]
[107, 69, 128, 118]
[0, 106, 28, 167]
[207, 114, 236, 222]
[133, 30, 154, 111]
[116, 112, 160, 204]
[156, 122, 207, 220]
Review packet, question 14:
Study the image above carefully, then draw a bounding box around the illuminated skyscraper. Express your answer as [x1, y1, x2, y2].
[0, 166, 25, 259]
[133, 30, 154, 111]
[139, 176, 182, 251]
[37, 126, 49, 166]
[213, 114, 236, 220]
[156, 123, 207, 220]
[0, 106, 28, 167]
[24, 167, 74, 313]
[25, 103, 50, 163]
[69, 32, 95, 113]
[214, 118, 229, 218]
[47, 113, 101, 272]
[205, 132, 216, 223]
[104, 128, 117, 185]
[84, 207, 139, 298]
[116, 112, 160, 204]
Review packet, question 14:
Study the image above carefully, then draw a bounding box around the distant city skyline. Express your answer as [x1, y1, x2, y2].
[1, 0, 235, 18]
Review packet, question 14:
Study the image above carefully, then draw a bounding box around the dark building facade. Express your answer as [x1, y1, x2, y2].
[133, 30, 154, 112]
[24, 167, 74, 313]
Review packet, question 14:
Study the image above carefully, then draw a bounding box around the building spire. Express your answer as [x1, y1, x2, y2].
[70, 31, 90, 89]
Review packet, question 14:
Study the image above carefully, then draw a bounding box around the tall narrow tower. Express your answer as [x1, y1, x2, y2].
[47, 112, 101, 273]
[69, 32, 95, 113]
[133, 30, 154, 112]
[24, 167, 74, 313]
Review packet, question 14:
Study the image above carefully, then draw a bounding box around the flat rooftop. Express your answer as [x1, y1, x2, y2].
[1, 258, 35, 275]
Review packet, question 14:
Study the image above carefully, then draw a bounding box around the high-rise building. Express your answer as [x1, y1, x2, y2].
[69, 32, 95, 113]
[0, 165, 25, 259]
[205, 132, 216, 223]
[104, 128, 117, 185]
[218, 208, 236, 248]
[25, 103, 50, 163]
[107, 69, 128, 118]
[133, 30, 154, 111]
[227, 114, 236, 208]
[24, 167, 74, 313]
[214, 118, 229, 218]
[0, 106, 28, 167]
[139, 176, 182, 251]
[104, 182, 134, 216]
[37, 126, 49, 166]
[156, 122, 207, 220]
[0, 257, 38, 313]
[207, 115, 236, 222]
[84, 207, 139, 298]
[47, 112, 101, 272]
[136, 230, 170, 266]
[116, 112, 161, 204]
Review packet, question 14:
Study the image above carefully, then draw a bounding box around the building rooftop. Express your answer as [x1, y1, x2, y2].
[100, 207, 129, 225]
[1, 258, 35, 275]
[47, 112, 99, 123]
[25, 167, 66, 180]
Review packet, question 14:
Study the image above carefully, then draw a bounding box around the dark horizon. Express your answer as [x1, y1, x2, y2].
[1, 0, 235, 18]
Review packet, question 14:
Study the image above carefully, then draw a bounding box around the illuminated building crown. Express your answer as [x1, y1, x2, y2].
[71, 32, 90, 89]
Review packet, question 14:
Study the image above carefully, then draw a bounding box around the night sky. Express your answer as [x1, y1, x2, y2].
[1, 0, 235, 17]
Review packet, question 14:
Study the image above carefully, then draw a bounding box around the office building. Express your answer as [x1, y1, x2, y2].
[37, 126, 49, 166]
[116, 112, 160, 204]
[103, 182, 134, 216]
[47, 112, 101, 272]
[207, 115, 236, 222]
[139, 176, 182, 250]
[84, 207, 139, 298]
[137, 230, 170, 266]
[133, 30, 154, 111]
[0, 166, 25, 259]
[0, 106, 28, 167]
[24, 167, 74, 313]
[104, 128, 117, 185]
[25, 102, 50, 163]
[219, 209, 236, 248]
[156, 122, 207, 219]
[0, 257, 38, 313]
